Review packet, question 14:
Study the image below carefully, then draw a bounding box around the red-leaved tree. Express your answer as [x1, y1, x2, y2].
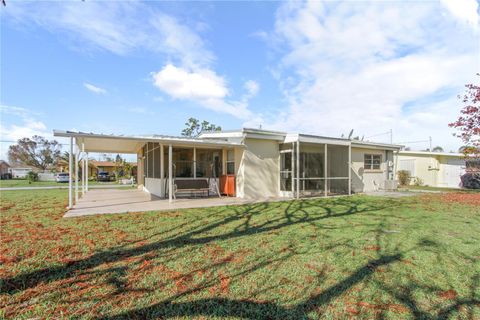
[449, 75, 480, 157]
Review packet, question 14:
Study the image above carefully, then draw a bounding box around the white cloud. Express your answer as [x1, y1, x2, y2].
[3, 1, 213, 69]
[152, 64, 252, 119]
[152, 64, 228, 100]
[4, 1, 258, 121]
[264, 0, 479, 151]
[440, 0, 479, 27]
[83, 82, 107, 94]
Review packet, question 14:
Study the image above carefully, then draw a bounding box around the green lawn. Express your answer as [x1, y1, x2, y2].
[0, 179, 118, 188]
[398, 185, 480, 193]
[0, 190, 479, 319]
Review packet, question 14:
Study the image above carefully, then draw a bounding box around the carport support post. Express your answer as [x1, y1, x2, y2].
[193, 147, 196, 179]
[168, 144, 173, 203]
[296, 139, 300, 199]
[68, 137, 73, 209]
[82, 144, 85, 195]
[348, 144, 352, 195]
[324, 144, 328, 197]
[74, 145, 78, 202]
[291, 142, 294, 196]
[86, 153, 89, 192]
[160, 144, 164, 196]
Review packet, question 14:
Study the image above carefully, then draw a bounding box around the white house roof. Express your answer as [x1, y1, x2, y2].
[53, 130, 244, 154]
[351, 140, 403, 151]
[199, 128, 287, 141]
[399, 150, 466, 157]
[201, 128, 402, 149]
[54, 128, 403, 153]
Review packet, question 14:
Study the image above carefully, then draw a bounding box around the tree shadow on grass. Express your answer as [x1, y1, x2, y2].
[98, 254, 403, 320]
[1, 197, 398, 294]
[3, 195, 479, 319]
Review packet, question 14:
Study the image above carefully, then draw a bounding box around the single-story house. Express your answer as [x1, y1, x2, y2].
[90, 160, 137, 177]
[9, 166, 38, 178]
[54, 128, 402, 208]
[395, 150, 470, 188]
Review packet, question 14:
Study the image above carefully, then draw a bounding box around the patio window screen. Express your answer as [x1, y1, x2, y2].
[226, 150, 235, 175]
[196, 149, 222, 178]
[280, 150, 292, 191]
[153, 144, 161, 178]
[144, 142, 160, 179]
[326, 144, 349, 195]
[284, 142, 350, 197]
[298, 144, 325, 197]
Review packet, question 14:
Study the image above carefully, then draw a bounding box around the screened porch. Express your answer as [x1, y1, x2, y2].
[142, 142, 236, 199]
[280, 135, 352, 198]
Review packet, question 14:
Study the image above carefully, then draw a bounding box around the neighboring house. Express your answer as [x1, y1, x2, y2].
[0, 160, 11, 179]
[9, 166, 37, 178]
[90, 161, 137, 177]
[55, 128, 402, 200]
[396, 151, 468, 188]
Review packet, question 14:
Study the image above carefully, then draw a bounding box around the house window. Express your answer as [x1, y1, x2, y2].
[226, 150, 235, 175]
[364, 154, 381, 170]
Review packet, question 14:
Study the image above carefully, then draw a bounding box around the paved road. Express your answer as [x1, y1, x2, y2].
[0, 184, 136, 191]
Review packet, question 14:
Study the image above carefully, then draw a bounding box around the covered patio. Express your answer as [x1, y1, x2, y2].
[64, 188, 273, 217]
[53, 130, 243, 212]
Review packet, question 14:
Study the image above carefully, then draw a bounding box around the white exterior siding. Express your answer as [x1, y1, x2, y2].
[396, 152, 466, 188]
[351, 148, 389, 192]
[240, 138, 280, 198]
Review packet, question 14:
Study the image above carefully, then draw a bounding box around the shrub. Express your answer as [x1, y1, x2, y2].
[397, 170, 411, 186]
[26, 171, 38, 184]
[413, 177, 424, 186]
[461, 172, 480, 189]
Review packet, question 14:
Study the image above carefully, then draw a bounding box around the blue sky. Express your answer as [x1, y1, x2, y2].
[1, 0, 479, 159]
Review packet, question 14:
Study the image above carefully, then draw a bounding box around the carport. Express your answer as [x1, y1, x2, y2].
[53, 130, 243, 209]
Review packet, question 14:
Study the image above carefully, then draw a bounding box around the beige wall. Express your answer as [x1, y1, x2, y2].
[396, 153, 438, 186]
[234, 147, 245, 197]
[240, 138, 280, 198]
[396, 153, 465, 188]
[351, 147, 388, 192]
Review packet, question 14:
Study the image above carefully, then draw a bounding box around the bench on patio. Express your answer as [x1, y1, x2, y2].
[173, 179, 209, 199]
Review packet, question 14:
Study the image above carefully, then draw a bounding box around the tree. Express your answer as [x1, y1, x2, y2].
[449, 75, 480, 156]
[8, 136, 61, 170]
[114, 154, 123, 179]
[432, 146, 444, 152]
[181, 118, 222, 137]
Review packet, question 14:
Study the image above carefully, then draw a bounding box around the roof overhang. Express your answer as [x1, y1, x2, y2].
[351, 141, 403, 151]
[398, 150, 466, 157]
[199, 128, 287, 141]
[53, 130, 244, 153]
[284, 133, 351, 146]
